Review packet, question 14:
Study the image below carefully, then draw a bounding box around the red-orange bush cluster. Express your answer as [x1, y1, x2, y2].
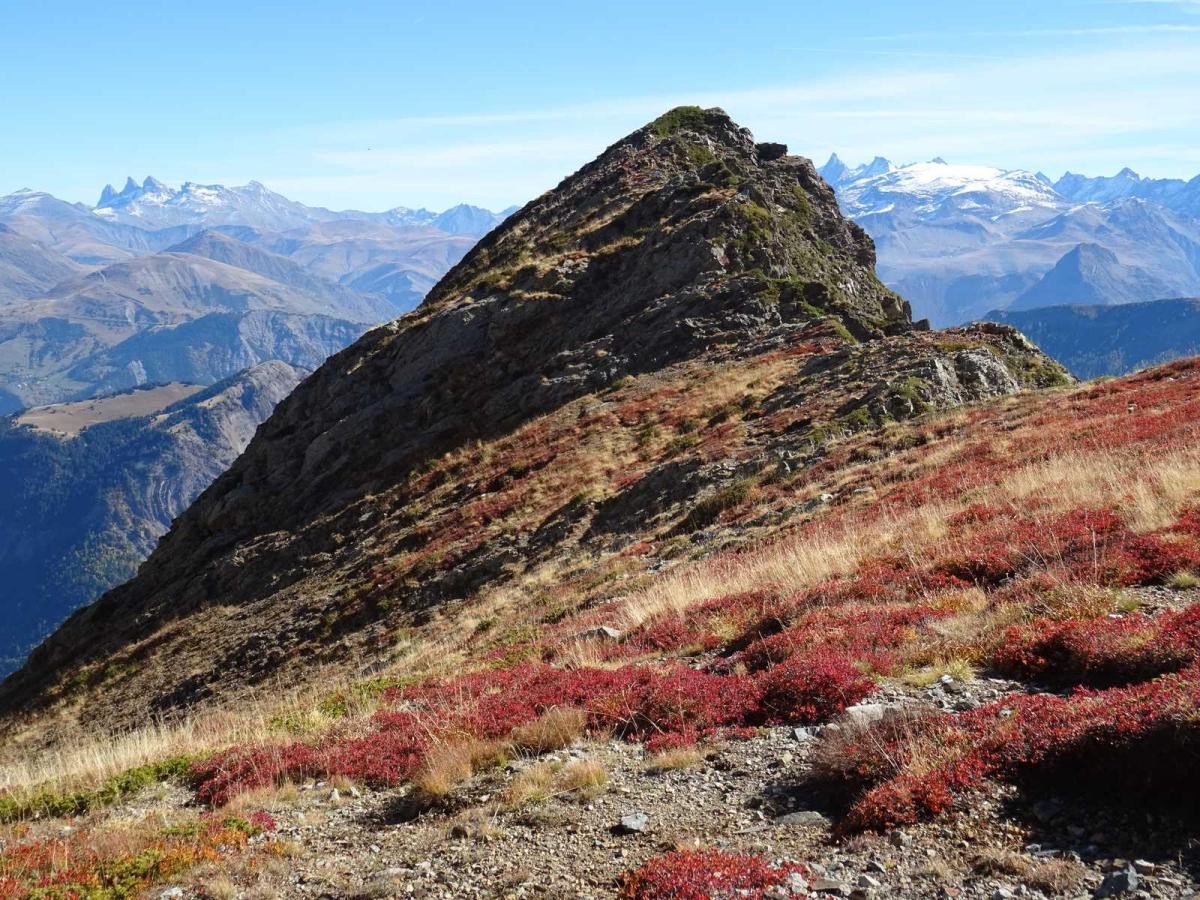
[0, 813, 268, 898]
[835, 664, 1200, 833]
[618, 848, 808, 899]
[934, 508, 1200, 588]
[993, 606, 1200, 687]
[727, 602, 946, 675]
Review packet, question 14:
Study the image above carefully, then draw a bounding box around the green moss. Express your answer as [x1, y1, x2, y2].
[790, 186, 814, 228]
[889, 376, 931, 413]
[664, 434, 701, 455]
[685, 143, 717, 168]
[648, 106, 713, 138]
[606, 375, 633, 392]
[635, 422, 660, 447]
[838, 405, 876, 432]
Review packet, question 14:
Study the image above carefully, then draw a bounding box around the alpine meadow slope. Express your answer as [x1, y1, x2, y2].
[0, 107, 1065, 733]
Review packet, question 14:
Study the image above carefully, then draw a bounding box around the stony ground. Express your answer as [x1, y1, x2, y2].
[130, 665, 1199, 900]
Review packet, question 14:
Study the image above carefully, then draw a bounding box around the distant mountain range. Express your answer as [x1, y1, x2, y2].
[0, 178, 511, 411]
[0, 361, 305, 676]
[93, 175, 517, 235]
[986, 297, 1200, 379]
[820, 156, 1200, 325]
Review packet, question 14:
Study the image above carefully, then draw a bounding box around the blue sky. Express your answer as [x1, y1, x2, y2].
[3, 0, 1199, 211]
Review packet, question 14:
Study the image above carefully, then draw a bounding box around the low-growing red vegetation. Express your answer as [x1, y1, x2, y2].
[833, 663, 1200, 834]
[993, 606, 1200, 687]
[192, 655, 874, 806]
[727, 601, 947, 675]
[618, 848, 808, 899]
[623, 590, 775, 656]
[933, 508, 1200, 589]
[756, 650, 873, 724]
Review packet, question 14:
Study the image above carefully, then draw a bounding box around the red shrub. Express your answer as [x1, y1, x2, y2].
[732, 603, 943, 674]
[1099, 533, 1200, 586]
[247, 810, 277, 833]
[626, 591, 774, 655]
[756, 651, 873, 725]
[1177, 507, 1200, 539]
[837, 664, 1200, 833]
[618, 849, 808, 899]
[993, 607, 1200, 687]
[192, 743, 320, 807]
[585, 665, 762, 739]
[191, 711, 429, 805]
[934, 508, 1200, 589]
[644, 729, 699, 754]
[191, 649, 881, 807]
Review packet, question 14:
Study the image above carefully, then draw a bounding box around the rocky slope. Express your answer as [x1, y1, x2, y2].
[0, 107, 1066, 734]
[0, 361, 305, 678]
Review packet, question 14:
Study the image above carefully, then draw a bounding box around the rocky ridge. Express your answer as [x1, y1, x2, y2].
[0, 108, 1067, 737]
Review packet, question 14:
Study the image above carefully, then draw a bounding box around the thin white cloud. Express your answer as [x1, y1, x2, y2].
[251, 39, 1200, 210]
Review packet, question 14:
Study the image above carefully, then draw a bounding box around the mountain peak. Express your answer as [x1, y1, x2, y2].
[97, 183, 118, 206]
[819, 152, 851, 185]
[121, 176, 140, 194]
[0, 109, 1072, 738]
[142, 176, 169, 192]
[1116, 167, 1140, 180]
[420, 106, 905, 329]
[861, 156, 894, 178]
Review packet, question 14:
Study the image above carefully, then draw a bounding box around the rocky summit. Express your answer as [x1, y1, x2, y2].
[0, 107, 1065, 735]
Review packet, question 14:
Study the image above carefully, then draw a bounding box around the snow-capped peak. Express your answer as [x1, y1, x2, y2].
[829, 157, 1065, 222]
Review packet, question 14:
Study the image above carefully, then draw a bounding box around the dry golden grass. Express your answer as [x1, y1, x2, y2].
[412, 738, 509, 799]
[502, 763, 556, 808]
[0, 675, 388, 800]
[900, 657, 977, 688]
[446, 805, 505, 841]
[223, 781, 302, 815]
[509, 706, 587, 754]
[645, 747, 704, 771]
[997, 447, 1200, 533]
[1170, 570, 1200, 590]
[201, 874, 239, 900]
[971, 848, 1033, 878]
[557, 759, 608, 798]
[1028, 859, 1088, 894]
[618, 520, 876, 631]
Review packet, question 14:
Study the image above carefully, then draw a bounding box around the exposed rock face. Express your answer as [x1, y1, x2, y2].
[0, 361, 305, 676]
[0, 109, 1067, 733]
